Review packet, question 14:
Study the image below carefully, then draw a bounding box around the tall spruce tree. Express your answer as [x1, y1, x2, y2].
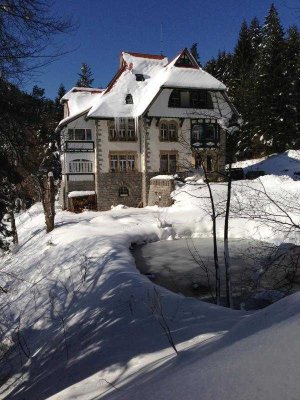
[232, 19, 262, 158]
[253, 4, 287, 154]
[205, 50, 233, 89]
[76, 63, 94, 87]
[284, 25, 300, 148]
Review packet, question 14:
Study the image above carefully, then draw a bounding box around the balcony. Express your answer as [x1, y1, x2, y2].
[64, 141, 94, 152]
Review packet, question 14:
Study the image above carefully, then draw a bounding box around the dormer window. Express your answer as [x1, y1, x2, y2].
[135, 74, 145, 81]
[168, 89, 213, 109]
[125, 94, 133, 104]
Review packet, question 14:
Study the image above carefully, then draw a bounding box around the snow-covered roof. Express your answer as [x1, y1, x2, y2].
[59, 87, 104, 127]
[68, 190, 96, 198]
[87, 48, 226, 119]
[59, 49, 227, 125]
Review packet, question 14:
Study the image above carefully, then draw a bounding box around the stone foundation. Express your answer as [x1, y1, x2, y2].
[97, 172, 143, 210]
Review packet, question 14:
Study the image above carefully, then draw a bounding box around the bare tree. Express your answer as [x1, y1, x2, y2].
[0, 0, 76, 80]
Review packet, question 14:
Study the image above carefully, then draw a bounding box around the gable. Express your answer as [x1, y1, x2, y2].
[174, 49, 199, 69]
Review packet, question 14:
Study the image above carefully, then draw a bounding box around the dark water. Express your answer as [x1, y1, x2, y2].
[132, 238, 276, 309]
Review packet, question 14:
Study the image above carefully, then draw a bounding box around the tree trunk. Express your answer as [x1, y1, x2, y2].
[8, 206, 18, 245]
[224, 163, 233, 308]
[41, 174, 55, 233]
[203, 162, 221, 305]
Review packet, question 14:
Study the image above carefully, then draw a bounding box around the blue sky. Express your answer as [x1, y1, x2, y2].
[30, 0, 300, 98]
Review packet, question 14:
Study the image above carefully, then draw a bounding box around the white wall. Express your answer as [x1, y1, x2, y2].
[148, 89, 233, 120]
[61, 115, 97, 174]
[147, 118, 192, 172]
[97, 120, 141, 173]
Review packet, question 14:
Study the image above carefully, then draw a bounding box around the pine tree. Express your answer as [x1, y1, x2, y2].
[190, 43, 201, 67]
[284, 25, 300, 148]
[231, 19, 261, 158]
[205, 50, 233, 88]
[253, 4, 287, 154]
[76, 63, 94, 87]
[54, 83, 66, 124]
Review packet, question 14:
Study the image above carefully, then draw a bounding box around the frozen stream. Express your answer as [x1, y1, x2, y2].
[132, 238, 276, 309]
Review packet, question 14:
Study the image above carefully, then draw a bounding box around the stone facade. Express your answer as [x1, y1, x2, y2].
[148, 178, 175, 207]
[96, 172, 143, 210]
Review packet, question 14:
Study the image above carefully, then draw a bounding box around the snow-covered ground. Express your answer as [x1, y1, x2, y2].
[233, 149, 300, 178]
[2, 154, 300, 399]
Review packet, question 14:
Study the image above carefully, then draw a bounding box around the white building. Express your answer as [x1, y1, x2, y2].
[57, 48, 237, 211]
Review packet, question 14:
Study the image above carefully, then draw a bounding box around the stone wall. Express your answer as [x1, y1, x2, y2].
[148, 178, 175, 207]
[97, 172, 143, 210]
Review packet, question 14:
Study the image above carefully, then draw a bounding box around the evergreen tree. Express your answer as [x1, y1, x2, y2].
[253, 4, 287, 154]
[190, 43, 201, 66]
[54, 83, 66, 124]
[231, 19, 261, 158]
[284, 25, 300, 148]
[205, 50, 233, 89]
[76, 63, 94, 87]
[248, 17, 262, 59]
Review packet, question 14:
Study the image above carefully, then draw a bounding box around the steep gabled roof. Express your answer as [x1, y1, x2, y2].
[57, 49, 227, 124]
[87, 48, 226, 119]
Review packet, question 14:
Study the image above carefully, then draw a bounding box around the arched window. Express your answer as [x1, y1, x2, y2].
[168, 123, 177, 140]
[125, 94, 133, 104]
[69, 159, 93, 173]
[119, 186, 129, 197]
[159, 121, 178, 141]
[160, 123, 168, 141]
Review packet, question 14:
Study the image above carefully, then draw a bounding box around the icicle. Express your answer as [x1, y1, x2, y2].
[134, 116, 139, 136]
[114, 116, 120, 134]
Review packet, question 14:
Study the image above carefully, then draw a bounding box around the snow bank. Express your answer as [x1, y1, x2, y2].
[108, 292, 300, 400]
[233, 150, 300, 178]
[2, 170, 300, 399]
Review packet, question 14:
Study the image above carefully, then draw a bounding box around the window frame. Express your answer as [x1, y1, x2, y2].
[191, 119, 220, 147]
[108, 119, 137, 141]
[69, 159, 93, 173]
[125, 94, 133, 104]
[68, 128, 92, 141]
[159, 152, 178, 173]
[119, 186, 129, 197]
[159, 120, 178, 142]
[109, 152, 137, 172]
[168, 89, 213, 109]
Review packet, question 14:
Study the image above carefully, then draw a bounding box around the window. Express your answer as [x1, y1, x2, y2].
[192, 125, 204, 142]
[119, 186, 129, 197]
[135, 74, 145, 81]
[175, 51, 195, 67]
[160, 153, 177, 173]
[108, 119, 137, 141]
[169, 90, 180, 107]
[68, 129, 92, 141]
[207, 156, 213, 172]
[109, 153, 136, 172]
[168, 89, 213, 109]
[125, 94, 133, 104]
[191, 120, 219, 146]
[159, 121, 178, 141]
[205, 124, 215, 141]
[69, 159, 93, 173]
